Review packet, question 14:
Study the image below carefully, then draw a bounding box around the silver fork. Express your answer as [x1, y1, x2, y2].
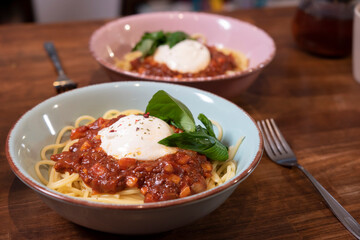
[257, 118, 360, 239]
[44, 42, 77, 93]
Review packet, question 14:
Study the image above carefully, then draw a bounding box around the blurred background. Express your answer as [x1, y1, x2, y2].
[0, 0, 299, 24]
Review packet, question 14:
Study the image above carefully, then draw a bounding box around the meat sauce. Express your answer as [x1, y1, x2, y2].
[130, 46, 237, 78]
[51, 115, 213, 202]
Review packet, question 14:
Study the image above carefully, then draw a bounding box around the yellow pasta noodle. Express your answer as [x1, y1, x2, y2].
[36, 109, 242, 204]
[115, 32, 249, 75]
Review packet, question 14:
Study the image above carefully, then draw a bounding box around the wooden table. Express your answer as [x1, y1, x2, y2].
[1, 7, 360, 240]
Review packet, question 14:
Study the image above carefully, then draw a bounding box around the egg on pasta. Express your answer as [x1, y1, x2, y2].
[116, 31, 249, 78]
[35, 91, 243, 204]
[98, 114, 178, 161]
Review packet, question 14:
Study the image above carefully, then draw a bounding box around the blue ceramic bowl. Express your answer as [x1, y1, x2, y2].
[6, 81, 263, 234]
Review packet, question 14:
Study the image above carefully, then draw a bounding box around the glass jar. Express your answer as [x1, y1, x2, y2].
[292, 0, 358, 57]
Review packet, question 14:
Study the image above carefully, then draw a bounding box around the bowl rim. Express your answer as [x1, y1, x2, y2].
[88, 11, 276, 83]
[6, 81, 263, 210]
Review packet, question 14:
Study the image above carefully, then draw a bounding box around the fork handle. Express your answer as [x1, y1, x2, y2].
[296, 164, 360, 239]
[44, 42, 65, 76]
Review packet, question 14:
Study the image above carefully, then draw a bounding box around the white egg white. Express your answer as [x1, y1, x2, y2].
[98, 115, 178, 161]
[154, 39, 210, 73]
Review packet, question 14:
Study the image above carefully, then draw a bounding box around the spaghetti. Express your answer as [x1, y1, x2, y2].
[35, 109, 243, 204]
[115, 33, 249, 78]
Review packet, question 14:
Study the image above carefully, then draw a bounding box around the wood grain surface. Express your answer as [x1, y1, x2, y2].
[1, 7, 360, 240]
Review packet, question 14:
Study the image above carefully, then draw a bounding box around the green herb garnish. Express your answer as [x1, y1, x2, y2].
[165, 31, 189, 48]
[132, 31, 190, 57]
[145, 90, 195, 132]
[145, 90, 229, 161]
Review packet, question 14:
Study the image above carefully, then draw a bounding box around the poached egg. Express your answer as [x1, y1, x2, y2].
[98, 115, 177, 161]
[154, 39, 210, 73]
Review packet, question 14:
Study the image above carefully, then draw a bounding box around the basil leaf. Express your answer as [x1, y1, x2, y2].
[132, 31, 166, 57]
[132, 30, 190, 57]
[200, 140, 229, 161]
[159, 131, 229, 161]
[198, 113, 215, 138]
[146, 90, 195, 132]
[146, 90, 230, 161]
[166, 31, 189, 48]
[146, 31, 166, 41]
[132, 38, 154, 57]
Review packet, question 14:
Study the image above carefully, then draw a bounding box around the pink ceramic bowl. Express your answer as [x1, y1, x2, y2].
[89, 11, 276, 98]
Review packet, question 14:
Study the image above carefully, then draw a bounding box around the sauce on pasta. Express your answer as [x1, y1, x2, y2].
[130, 46, 237, 78]
[36, 109, 241, 204]
[51, 115, 212, 202]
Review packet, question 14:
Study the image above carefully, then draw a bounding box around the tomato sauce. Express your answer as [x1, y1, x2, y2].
[51, 115, 213, 202]
[130, 46, 237, 78]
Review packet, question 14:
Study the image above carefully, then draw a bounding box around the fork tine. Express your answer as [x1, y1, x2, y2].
[261, 119, 282, 157]
[268, 119, 294, 155]
[258, 118, 294, 158]
[265, 119, 287, 155]
[258, 120, 278, 158]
